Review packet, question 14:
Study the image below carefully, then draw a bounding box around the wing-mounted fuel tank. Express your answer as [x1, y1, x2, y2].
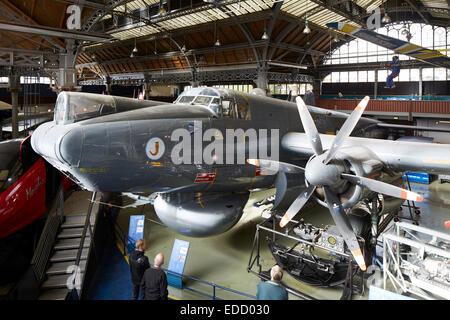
[153, 191, 250, 237]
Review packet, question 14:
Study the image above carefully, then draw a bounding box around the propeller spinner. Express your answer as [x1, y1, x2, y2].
[248, 96, 424, 271]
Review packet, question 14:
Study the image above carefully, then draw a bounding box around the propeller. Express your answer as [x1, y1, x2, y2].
[280, 185, 316, 228]
[323, 187, 367, 271]
[247, 95, 424, 271]
[341, 173, 423, 202]
[323, 96, 370, 164]
[297, 96, 323, 156]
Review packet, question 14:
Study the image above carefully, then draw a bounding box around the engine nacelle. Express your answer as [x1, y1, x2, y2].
[153, 191, 250, 237]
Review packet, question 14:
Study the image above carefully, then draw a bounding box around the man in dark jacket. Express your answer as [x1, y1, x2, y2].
[140, 253, 168, 300]
[129, 239, 150, 300]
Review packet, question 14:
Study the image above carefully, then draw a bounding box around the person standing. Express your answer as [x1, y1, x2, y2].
[256, 265, 289, 300]
[129, 239, 150, 300]
[140, 253, 168, 300]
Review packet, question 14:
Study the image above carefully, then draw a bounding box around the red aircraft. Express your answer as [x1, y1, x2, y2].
[0, 135, 72, 239]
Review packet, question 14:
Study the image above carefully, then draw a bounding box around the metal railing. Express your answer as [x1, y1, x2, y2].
[112, 219, 256, 300]
[71, 191, 98, 298]
[31, 183, 65, 283]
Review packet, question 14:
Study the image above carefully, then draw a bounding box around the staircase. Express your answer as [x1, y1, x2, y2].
[36, 194, 99, 300]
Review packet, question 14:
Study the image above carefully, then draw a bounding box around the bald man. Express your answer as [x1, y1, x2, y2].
[140, 253, 168, 300]
[256, 265, 288, 300]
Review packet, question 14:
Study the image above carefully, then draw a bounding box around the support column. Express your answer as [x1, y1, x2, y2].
[142, 73, 154, 99]
[418, 67, 423, 101]
[105, 76, 112, 95]
[8, 73, 21, 138]
[190, 69, 200, 88]
[374, 69, 378, 99]
[312, 78, 322, 104]
[255, 65, 268, 90]
[54, 40, 81, 93]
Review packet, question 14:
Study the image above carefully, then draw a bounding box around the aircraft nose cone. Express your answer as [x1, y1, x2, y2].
[31, 122, 60, 161]
[31, 122, 82, 168]
[58, 126, 83, 167]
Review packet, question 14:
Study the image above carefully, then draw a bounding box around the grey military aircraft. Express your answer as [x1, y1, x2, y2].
[31, 87, 450, 272]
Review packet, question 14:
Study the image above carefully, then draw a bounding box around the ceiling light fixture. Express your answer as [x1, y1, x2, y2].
[214, 21, 220, 47]
[303, 20, 311, 34]
[381, 10, 391, 23]
[262, 27, 269, 40]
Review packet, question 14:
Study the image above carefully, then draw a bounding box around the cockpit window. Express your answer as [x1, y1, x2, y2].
[54, 92, 116, 125]
[174, 87, 250, 120]
[192, 96, 212, 106]
[221, 100, 234, 118]
[178, 96, 195, 104]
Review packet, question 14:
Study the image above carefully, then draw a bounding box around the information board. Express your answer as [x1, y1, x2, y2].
[128, 215, 145, 252]
[167, 239, 190, 288]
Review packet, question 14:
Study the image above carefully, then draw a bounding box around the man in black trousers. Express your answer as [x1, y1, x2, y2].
[129, 239, 150, 300]
[140, 253, 168, 300]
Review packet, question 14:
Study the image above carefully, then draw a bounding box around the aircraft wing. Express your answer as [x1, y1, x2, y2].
[0, 100, 12, 110]
[326, 22, 450, 69]
[376, 123, 450, 133]
[282, 132, 450, 175]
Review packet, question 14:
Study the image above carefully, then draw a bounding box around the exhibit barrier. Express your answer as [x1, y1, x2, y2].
[317, 98, 450, 115]
[113, 221, 256, 300]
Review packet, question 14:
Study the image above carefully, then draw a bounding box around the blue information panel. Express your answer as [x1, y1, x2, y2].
[128, 215, 145, 253]
[403, 172, 431, 184]
[167, 239, 190, 288]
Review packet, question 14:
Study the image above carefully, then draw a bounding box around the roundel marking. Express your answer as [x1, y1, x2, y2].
[145, 137, 165, 160]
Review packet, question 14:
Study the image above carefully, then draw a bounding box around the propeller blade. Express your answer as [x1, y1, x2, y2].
[323, 187, 367, 271]
[324, 96, 370, 164]
[341, 173, 424, 202]
[296, 96, 323, 156]
[247, 159, 305, 174]
[280, 185, 316, 228]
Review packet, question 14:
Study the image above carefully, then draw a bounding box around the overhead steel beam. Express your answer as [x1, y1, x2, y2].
[78, 69, 314, 85]
[83, 10, 273, 53]
[317, 59, 430, 74]
[77, 40, 325, 69]
[96, 0, 244, 34]
[0, 0, 66, 50]
[306, 0, 365, 27]
[267, 22, 297, 61]
[214, 5, 262, 64]
[0, 21, 114, 43]
[357, 6, 449, 27]
[401, 0, 430, 25]
[261, 1, 284, 63]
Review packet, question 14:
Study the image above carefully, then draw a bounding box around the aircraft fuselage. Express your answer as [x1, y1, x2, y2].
[31, 89, 380, 194]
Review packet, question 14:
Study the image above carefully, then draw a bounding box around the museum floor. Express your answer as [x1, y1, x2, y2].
[109, 180, 450, 300]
